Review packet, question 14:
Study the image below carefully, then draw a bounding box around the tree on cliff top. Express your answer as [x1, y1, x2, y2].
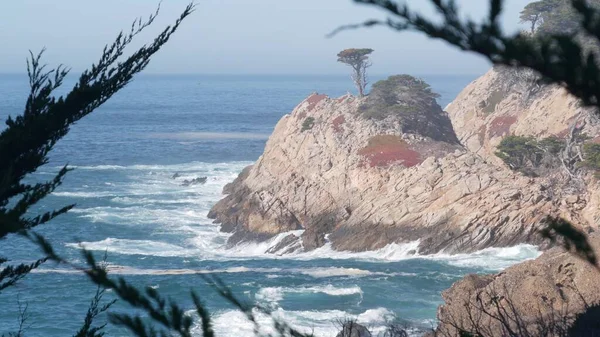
[519, 1, 558, 33]
[337, 48, 374, 97]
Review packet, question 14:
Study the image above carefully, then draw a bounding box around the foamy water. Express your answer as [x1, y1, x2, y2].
[42, 160, 541, 336]
[0, 73, 520, 336]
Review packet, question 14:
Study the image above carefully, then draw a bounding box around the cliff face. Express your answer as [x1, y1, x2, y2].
[208, 73, 599, 255]
[446, 67, 600, 160]
[434, 234, 600, 336]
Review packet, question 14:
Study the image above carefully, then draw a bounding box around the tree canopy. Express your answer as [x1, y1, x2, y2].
[337, 48, 374, 97]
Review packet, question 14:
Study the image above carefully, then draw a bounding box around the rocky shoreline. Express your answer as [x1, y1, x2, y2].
[207, 67, 600, 335]
[208, 69, 600, 255]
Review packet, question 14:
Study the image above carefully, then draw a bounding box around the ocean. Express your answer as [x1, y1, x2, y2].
[0, 73, 541, 336]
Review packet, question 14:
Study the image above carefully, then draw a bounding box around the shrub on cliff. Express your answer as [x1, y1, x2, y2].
[495, 135, 564, 176]
[302, 117, 315, 132]
[582, 143, 600, 174]
[357, 75, 460, 144]
[359, 75, 440, 120]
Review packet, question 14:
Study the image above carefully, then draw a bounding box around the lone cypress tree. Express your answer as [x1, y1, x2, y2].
[337, 48, 374, 97]
[519, 1, 553, 33]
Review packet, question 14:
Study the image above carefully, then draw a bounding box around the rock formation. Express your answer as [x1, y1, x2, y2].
[446, 67, 600, 160]
[336, 322, 373, 337]
[433, 234, 600, 336]
[208, 71, 600, 255]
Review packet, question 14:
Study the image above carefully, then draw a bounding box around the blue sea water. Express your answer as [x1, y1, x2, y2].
[0, 73, 541, 336]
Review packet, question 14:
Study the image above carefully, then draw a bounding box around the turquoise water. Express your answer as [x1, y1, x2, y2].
[0, 74, 540, 336]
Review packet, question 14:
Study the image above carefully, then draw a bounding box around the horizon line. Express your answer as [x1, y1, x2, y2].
[0, 71, 484, 78]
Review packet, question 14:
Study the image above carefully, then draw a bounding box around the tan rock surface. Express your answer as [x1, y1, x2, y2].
[446, 67, 600, 161]
[208, 71, 600, 254]
[434, 234, 600, 336]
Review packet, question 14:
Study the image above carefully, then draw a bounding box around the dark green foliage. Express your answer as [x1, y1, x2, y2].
[74, 257, 117, 337]
[358, 75, 459, 144]
[337, 48, 374, 97]
[301, 117, 315, 131]
[539, 135, 566, 154]
[529, 0, 600, 36]
[359, 75, 440, 120]
[494, 135, 564, 176]
[540, 216, 599, 269]
[582, 142, 600, 172]
[520, 1, 553, 33]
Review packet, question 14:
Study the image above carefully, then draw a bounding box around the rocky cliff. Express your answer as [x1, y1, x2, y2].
[446, 67, 600, 160]
[433, 233, 600, 336]
[208, 72, 600, 255]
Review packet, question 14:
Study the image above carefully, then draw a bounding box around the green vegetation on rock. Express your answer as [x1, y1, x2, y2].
[495, 135, 564, 176]
[358, 75, 440, 120]
[582, 142, 600, 173]
[301, 117, 315, 132]
[357, 75, 459, 144]
[337, 48, 374, 97]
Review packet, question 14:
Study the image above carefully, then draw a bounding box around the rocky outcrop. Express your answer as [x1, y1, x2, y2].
[336, 322, 372, 337]
[434, 234, 600, 336]
[446, 67, 600, 160]
[208, 73, 599, 255]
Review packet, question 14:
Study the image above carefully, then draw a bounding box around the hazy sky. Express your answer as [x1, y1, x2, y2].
[0, 0, 530, 75]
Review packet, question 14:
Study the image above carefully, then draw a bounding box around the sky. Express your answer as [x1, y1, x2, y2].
[0, 0, 531, 76]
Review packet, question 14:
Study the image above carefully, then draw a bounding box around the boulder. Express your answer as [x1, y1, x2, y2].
[181, 177, 207, 187]
[434, 233, 600, 336]
[336, 322, 372, 337]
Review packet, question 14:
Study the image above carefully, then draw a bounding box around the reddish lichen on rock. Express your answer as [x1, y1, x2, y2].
[332, 115, 345, 133]
[358, 135, 422, 167]
[489, 116, 517, 137]
[306, 94, 328, 111]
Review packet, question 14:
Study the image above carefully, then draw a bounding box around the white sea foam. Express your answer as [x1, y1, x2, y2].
[255, 285, 363, 304]
[58, 159, 540, 272]
[203, 307, 396, 337]
[430, 244, 542, 270]
[66, 238, 191, 257]
[33, 264, 382, 280]
[212, 231, 539, 271]
[293, 267, 375, 278]
[60, 161, 252, 172]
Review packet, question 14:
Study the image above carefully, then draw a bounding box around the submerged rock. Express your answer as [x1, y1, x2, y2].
[264, 234, 302, 255]
[336, 322, 372, 337]
[181, 177, 207, 187]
